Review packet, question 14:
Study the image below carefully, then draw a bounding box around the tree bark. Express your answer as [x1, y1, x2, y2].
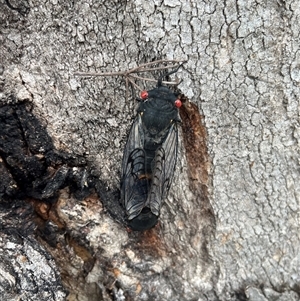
[1, 0, 299, 300]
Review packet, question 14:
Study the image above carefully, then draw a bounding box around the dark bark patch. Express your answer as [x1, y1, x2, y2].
[178, 93, 216, 257]
[0, 102, 106, 298]
[0, 102, 94, 202]
[179, 95, 210, 192]
[5, 0, 30, 16]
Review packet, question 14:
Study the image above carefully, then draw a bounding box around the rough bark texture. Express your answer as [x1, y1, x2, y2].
[1, 0, 299, 301]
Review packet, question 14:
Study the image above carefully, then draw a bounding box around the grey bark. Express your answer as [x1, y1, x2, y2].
[1, 0, 299, 301]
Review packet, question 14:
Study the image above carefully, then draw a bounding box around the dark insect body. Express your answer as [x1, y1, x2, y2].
[121, 67, 182, 231]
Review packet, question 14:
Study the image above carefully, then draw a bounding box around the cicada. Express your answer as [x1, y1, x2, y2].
[121, 67, 182, 231]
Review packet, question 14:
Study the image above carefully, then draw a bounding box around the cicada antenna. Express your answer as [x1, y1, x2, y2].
[74, 59, 187, 101]
[157, 62, 185, 87]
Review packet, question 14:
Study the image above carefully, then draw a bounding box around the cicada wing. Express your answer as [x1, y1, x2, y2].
[148, 122, 178, 215]
[121, 114, 144, 174]
[121, 114, 149, 220]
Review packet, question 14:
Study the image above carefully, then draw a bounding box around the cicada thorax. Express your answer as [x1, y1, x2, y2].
[139, 99, 177, 132]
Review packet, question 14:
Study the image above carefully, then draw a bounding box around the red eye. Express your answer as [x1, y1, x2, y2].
[141, 90, 148, 100]
[175, 99, 182, 108]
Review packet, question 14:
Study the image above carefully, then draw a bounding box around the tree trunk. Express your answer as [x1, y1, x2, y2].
[1, 0, 299, 300]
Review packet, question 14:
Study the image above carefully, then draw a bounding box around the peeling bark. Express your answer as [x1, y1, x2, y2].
[1, 0, 299, 300]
